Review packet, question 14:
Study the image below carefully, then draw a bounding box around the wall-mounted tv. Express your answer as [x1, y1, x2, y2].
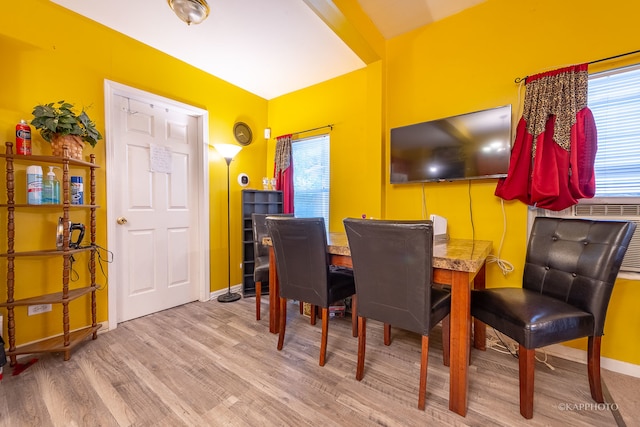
[390, 105, 512, 184]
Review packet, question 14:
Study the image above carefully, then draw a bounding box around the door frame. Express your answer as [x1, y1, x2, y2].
[104, 79, 210, 331]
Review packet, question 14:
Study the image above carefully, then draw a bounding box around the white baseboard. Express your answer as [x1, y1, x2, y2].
[209, 284, 243, 300]
[543, 343, 640, 378]
[484, 332, 640, 379]
[96, 320, 109, 333]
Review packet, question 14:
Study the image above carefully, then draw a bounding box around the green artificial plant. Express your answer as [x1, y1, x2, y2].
[31, 100, 103, 148]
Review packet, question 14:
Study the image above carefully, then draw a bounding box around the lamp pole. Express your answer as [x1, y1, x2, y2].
[214, 144, 242, 303]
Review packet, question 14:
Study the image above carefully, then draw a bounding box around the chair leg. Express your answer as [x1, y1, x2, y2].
[441, 315, 450, 367]
[418, 335, 429, 410]
[299, 300, 303, 314]
[277, 297, 287, 351]
[310, 304, 317, 325]
[319, 307, 329, 366]
[473, 317, 486, 351]
[519, 345, 535, 419]
[351, 295, 358, 337]
[356, 317, 366, 380]
[383, 323, 391, 346]
[255, 281, 261, 321]
[588, 336, 604, 403]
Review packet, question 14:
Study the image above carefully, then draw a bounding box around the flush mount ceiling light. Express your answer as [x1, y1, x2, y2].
[167, 0, 210, 25]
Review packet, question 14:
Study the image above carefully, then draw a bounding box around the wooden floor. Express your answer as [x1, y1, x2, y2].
[0, 297, 637, 427]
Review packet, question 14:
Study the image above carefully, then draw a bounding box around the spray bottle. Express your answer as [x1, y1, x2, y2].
[26, 165, 43, 205]
[42, 166, 61, 204]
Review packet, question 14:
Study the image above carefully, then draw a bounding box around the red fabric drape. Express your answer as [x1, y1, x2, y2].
[274, 134, 294, 213]
[495, 64, 597, 211]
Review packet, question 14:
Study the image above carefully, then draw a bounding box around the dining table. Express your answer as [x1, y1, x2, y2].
[264, 232, 492, 417]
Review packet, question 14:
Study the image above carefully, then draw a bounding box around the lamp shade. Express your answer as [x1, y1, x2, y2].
[214, 143, 242, 161]
[168, 0, 210, 25]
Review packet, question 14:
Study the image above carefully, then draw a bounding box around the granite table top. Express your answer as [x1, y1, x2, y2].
[263, 232, 492, 273]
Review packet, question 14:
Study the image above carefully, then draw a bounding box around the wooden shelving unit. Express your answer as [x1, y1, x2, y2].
[1, 141, 101, 365]
[241, 190, 283, 296]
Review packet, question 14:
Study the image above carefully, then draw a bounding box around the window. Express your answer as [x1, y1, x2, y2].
[530, 66, 640, 275]
[292, 134, 330, 227]
[588, 65, 640, 198]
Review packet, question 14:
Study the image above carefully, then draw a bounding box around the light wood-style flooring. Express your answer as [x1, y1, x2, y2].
[0, 297, 637, 426]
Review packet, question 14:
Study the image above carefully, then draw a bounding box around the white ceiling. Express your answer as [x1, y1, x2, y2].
[358, 0, 485, 39]
[50, 0, 485, 100]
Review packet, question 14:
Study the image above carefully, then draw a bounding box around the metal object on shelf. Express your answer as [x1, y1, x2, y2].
[56, 217, 85, 250]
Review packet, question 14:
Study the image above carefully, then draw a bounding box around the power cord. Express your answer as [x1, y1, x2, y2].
[69, 255, 80, 282]
[466, 181, 513, 275]
[91, 244, 113, 291]
[68, 244, 113, 291]
[421, 183, 427, 219]
[487, 329, 518, 358]
[423, 163, 514, 277]
[486, 198, 514, 276]
[488, 328, 555, 370]
[535, 349, 556, 371]
[468, 181, 475, 240]
[486, 255, 514, 276]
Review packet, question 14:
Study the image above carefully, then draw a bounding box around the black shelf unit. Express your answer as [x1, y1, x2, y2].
[241, 190, 283, 296]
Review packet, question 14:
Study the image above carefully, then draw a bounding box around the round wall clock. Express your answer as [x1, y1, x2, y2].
[233, 122, 253, 146]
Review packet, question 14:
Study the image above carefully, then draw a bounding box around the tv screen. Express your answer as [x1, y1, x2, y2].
[390, 105, 512, 184]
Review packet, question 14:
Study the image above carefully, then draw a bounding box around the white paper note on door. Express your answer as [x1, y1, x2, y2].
[150, 144, 172, 173]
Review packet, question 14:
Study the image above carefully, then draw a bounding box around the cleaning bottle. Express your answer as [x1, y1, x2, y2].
[42, 166, 60, 204]
[26, 165, 43, 205]
[71, 176, 84, 205]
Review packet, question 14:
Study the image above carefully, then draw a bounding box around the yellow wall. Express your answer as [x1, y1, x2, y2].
[381, 0, 640, 365]
[0, 0, 267, 345]
[267, 63, 384, 230]
[1, 0, 638, 368]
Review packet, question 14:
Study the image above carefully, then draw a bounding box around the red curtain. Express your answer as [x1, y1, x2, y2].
[274, 134, 294, 213]
[495, 64, 597, 211]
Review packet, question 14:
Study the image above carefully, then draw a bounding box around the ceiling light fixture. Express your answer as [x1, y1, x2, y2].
[167, 0, 210, 25]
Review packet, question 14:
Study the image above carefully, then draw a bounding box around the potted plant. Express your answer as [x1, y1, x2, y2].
[31, 100, 103, 160]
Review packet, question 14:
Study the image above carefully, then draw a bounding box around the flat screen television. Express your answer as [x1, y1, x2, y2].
[390, 105, 512, 184]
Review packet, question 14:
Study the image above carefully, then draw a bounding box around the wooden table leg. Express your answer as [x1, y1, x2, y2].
[268, 246, 279, 334]
[473, 264, 486, 351]
[449, 270, 472, 417]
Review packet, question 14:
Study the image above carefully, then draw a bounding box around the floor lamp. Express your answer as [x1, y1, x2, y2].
[214, 143, 243, 303]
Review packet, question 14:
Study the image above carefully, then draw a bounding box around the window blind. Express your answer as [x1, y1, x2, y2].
[588, 65, 640, 197]
[292, 134, 330, 226]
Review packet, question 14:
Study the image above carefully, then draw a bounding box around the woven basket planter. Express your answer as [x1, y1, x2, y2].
[51, 135, 85, 160]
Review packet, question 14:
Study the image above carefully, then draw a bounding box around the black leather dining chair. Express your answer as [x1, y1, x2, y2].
[251, 213, 293, 321]
[343, 218, 451, 410]
[471, 217, 636, 419]
[266, 216, 357, 366]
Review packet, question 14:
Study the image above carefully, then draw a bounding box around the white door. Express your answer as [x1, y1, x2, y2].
[110, 92, 202, 323]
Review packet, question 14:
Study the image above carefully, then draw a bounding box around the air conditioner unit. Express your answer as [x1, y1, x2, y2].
[538, 204, 640, 273]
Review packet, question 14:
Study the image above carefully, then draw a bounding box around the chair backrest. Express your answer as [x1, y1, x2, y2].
[524, 217, 636, 336]
[266, 217, 331, 306]
[252, 213, 293, 260]
[344, 218, 435, 335]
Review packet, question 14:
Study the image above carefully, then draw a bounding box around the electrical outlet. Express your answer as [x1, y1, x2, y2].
[28, 304, 52, 316]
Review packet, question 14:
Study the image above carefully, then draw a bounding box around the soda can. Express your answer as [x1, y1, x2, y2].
[16, 120, 32, 155]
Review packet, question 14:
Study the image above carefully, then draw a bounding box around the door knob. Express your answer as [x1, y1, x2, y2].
[117, 217, 128, 225]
